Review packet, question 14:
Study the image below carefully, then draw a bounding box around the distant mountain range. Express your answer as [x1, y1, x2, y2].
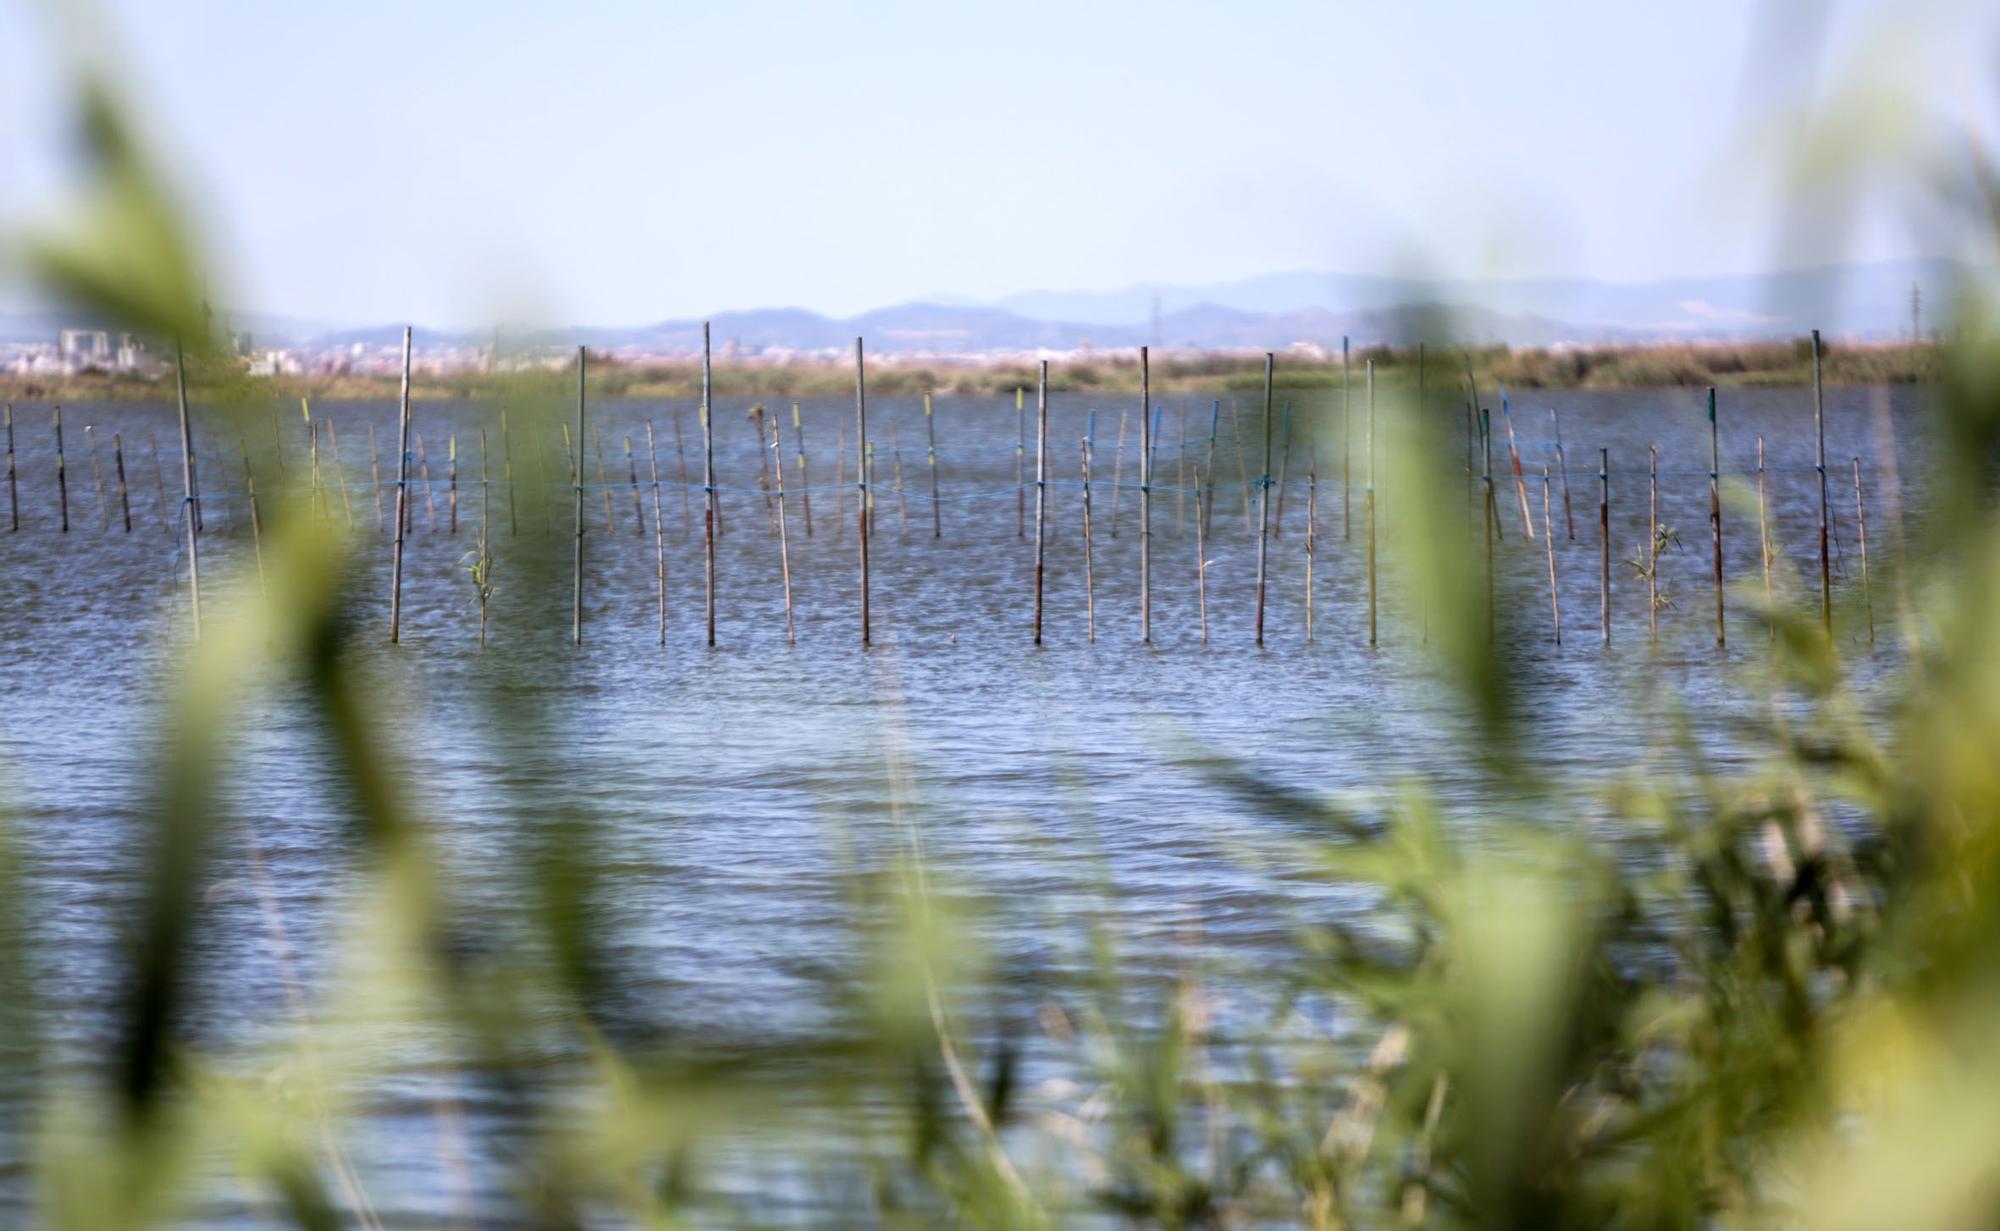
[1, 258, 1971, 357]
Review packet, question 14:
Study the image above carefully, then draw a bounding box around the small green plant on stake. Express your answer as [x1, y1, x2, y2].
[461, 540, 496, 647]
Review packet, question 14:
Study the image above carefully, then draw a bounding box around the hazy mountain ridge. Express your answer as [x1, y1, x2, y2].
[1, 259, 1970, 356]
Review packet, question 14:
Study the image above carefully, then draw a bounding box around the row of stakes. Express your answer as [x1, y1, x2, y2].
[3, 329, 1877, 650]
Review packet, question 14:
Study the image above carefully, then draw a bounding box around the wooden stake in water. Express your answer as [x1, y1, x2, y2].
[390, 327, 414, 641]
[856, 337, 871, 647]
[447, 434, 459, 535]
[591, 424, 613, 534]
[1366, 361, 1378, 649]
[1014, 386, 1026, 539]
[624, 434, 644, 535]
[573, 345, 587, 647]
[1482, 408, 1496, 642]
[1305, 469, 1317, 645]
[753, 404, 774, 525]
[1081, 433, 1097, 643]
[1272, 400, 1293, 535]
[1550, 406, 1575, 540]
[1707, 387, 1724, 648]
[1599, 448, 1610, 647]
[1543, 465, 1561, 644]
[1648, 443, 1660, 641]
[923, 393, 941, 538]
[1812, 328, 1831, 637]
[1033, 360, 1050, 646]
[326, 419, 354, 529]
[1139, 346, 1153, 645]
[112, 432, 131, 533]
[501, 408, 518, 536]
[645, 420, 668, 646]
[834, 421, 846, 533]
[792, 402, 812, 538]
[367, 422, 385, 531]
[888, 421, 909, 538]
[1230, 398, 1251, 531]
[146, 427, 169, 535]
[1500, 390, 1534, 539]
[1176, 402, 1188, 536]
[1202, 400, 1220, 539]
[673, 408, 692, 538]
[1193, 463, 1209, 645]
[3, 404, 14, 532]
[1109, 408, 1128, 539]
[174, 344, 201, 638]
[416, 431, 437, 532]
[477, 427, 491, 647]
[1341, 336, 1352, 541]
[1757, 435, 1773, 636]
[53, 405, 69, 533]
[1464, 395, 1476, 530]
[865, 440, 877, 541]
[84, 425, 108, 529]
[303, 399, 324, 523]
[1853, 457, 1874, 645]
[702, 324, 717, 647]
[769, 414, 795, 646]
[235, 437, 265, 596]
[1255, 353, 1275, 647]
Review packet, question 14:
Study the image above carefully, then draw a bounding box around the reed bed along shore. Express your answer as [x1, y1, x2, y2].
[0, 337, 1947, 404]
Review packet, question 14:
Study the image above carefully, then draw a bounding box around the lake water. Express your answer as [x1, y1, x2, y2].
[0, 382, 1927, 1224]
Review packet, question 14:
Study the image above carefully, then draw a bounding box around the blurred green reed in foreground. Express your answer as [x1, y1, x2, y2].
[9, 35, 2000, 1231]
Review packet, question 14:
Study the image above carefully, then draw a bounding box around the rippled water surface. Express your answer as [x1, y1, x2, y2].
[0, 383, 1927, 1223]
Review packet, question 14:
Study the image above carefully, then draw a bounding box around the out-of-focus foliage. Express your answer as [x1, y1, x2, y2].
[11, 14, 2000, 1231]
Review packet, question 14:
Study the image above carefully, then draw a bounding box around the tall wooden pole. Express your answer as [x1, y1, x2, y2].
[1482, 408, 1496, 642]
[703, 324, 717, 646]
[384, 329, 412, 635]
[54, 405, 68, 533]
[1366, 360, 1377, 648]
[174, 343, 202, 639]
[1081, 430, 1096, 642]
[502, 407, 518, 536]
[1341, 336, 1351, 540]
[1648, 443, 1660, 641]
[1757, 436, 1772, 637]
[924, 392, 942, 538]
[1812, 329, 1832, 637]
[3, 403, 15, 532]
[792, 402, 812, 537]
[367, 422, 385, 531]
[1708, 387, 1725, 647]
[572, 345, 586, 646]
[646, 420, 667, 646]
[1551, 406, 1575, 540]
[856, 337, 871, 646]
[1501, 389, 1534, 538]
[771, 414, 795, 645]
[1015, 386, 1025, 539]
[1599, 448, 1610, 646]
[1033, 360, 1050, 645]
[1202, 399, 1219, 539]
[112, 432, 131, 533]
[1139, 346, 1152, 645]
[1255, 353, 1274, 646]
[1543, 465, 1561, 644]
[1854, 457, 1874, 645]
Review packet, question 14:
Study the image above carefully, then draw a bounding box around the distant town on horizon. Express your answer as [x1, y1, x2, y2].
[1, 255, 1968, 382]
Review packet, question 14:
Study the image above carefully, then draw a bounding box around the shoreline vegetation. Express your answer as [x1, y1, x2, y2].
[1, 337, 1944, 402]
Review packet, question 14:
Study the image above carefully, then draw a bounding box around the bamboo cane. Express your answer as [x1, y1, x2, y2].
[770, 414, 794, 646]
[646, 420, 668, 646]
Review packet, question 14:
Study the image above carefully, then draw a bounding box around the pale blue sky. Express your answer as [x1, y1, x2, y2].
[1, 0, 1993, 326]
